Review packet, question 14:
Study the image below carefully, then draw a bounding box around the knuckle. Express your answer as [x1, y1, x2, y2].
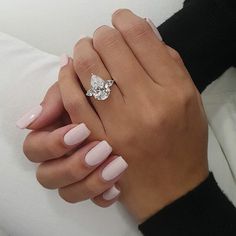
[176, 84, 196, 108]
[94, 26, 120, 50]
[23, 133, 39, 163]
[36, 168, 43, 185]
[112, 8, 131, 23]
[122, 21, 151, 43]
[168, 47, 182, 61]
[36, 165, 53, 189]
[47, 133, 66, 156]
[23, 137, 31, 160]
[58, 65, 70, 83]
[46, 140, 62, 158]
[58, 189, 77, 204]
[64, 94, 85, 116]
[74, 37, 89, 51]
[65, 162, 80, 182]
[84, 180, 100, 197]
[74, 54, 98, 74]
[138, 99, 159, 130]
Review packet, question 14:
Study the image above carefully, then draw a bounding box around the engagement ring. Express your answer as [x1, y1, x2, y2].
[86, 74, 114, 101]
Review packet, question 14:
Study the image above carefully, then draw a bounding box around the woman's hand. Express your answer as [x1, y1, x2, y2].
[19, 9, 209, 223]
[23, 121, 127, 206]
[57, 9, 209, 222]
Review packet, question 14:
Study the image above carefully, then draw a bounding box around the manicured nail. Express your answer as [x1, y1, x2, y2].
[103, 186, 120, 201]
[102, 156, 128, 181]
[85, 141, 112, 166]
[60, 54, 69, 68]
[145, 18, 163, 41]
[16, 105, 43, 129]
[64, 123, 90, 146]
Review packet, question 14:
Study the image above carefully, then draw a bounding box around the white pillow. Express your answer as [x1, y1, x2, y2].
[0, 32, 140, 236]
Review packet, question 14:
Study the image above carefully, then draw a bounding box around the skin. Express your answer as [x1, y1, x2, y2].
[23, 10, 209, 223]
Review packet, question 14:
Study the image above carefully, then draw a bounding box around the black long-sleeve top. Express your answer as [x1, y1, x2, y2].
[139, 0, 236, 235]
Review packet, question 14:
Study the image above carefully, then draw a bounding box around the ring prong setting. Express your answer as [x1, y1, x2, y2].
[86, 74, 114, 101]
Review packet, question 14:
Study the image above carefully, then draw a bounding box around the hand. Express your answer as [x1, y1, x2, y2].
[57, 9, 209, 222]
[23, 121, 127, 206]
[18, 9, 208, 223]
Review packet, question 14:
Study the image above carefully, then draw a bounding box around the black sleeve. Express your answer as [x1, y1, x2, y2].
[138, 173, 236, 236]
[157, 0, 236, 92]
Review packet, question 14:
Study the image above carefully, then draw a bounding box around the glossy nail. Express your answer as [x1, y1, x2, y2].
[85, 141, 112, 166]
[102, 156, 128, 181]
[145, 18, 163, 41]
[60, 54, 69, 68]
[103, 186, 120, 201]
[16, 105, 43, 129]
[64, 123, 90, 146]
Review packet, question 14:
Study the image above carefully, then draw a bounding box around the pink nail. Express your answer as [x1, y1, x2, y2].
[102, 156, 128, 181]
[145, 18, 163, 41]
[16, 105, 43, 129]
[64, 123, 90, 146]
[85, 141, 112, 166]
[103, 186, 120, 201]
[60, 54, 69, 68]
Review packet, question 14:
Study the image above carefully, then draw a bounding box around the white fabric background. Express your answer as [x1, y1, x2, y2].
[0, 0, 235, 235]
[0, 0, 182, 55]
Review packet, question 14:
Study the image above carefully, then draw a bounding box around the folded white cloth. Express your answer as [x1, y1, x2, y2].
[203, 68, 236, 204]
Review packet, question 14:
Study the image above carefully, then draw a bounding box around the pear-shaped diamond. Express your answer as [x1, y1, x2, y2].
[91, 74, 104, 89]
[86, 74, 114, 100]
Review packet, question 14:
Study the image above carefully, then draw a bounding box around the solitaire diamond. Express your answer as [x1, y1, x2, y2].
[86, 74, 114, 100]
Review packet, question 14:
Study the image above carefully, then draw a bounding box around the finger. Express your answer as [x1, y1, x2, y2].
[92, 25, 153, 97]
[112, 9, 182, 85]
[73, 37, 125, 120]
[16, 82, 65, 130]
[36, 140, 113, 189]
[23, 123, 90, 163]
[91, 185, 120, 208]
[58, 57, 106, 140]
[58, 156, 128, 203]
[165, 46, 188, 71]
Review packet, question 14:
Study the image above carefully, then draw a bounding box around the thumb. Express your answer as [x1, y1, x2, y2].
[16, 82, 65, 130]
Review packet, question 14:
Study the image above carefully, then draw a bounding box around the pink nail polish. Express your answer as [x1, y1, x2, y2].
[145, 18, 163, 41]
[103, 186, 120, 201]
[85, 141, 112, 166]
[102, 156, 128, 181]
[64, 123, 90, 146]
[60, 54, 69, 68]
[16, 105, 43, 129]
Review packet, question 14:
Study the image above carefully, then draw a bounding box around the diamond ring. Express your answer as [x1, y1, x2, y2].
[86, 74, 114, 101]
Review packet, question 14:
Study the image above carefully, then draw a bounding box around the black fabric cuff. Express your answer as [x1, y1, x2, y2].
[139, 173, 236, 236]
[157, 0, 236, 92]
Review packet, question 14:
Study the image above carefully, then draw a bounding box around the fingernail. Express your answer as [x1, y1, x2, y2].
[145, 18, 163, 41]
[60, 54, 69, 68]
[102, 156, 128, 181]
[16, 105, 43, 129]
[103, 186, 120, 201]
[85, 141, 112, 166]
[64, 123, 91, 146]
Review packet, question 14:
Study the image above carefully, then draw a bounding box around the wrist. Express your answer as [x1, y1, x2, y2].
[119, 167, 209, 223]
[139, 172, 236, 235]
